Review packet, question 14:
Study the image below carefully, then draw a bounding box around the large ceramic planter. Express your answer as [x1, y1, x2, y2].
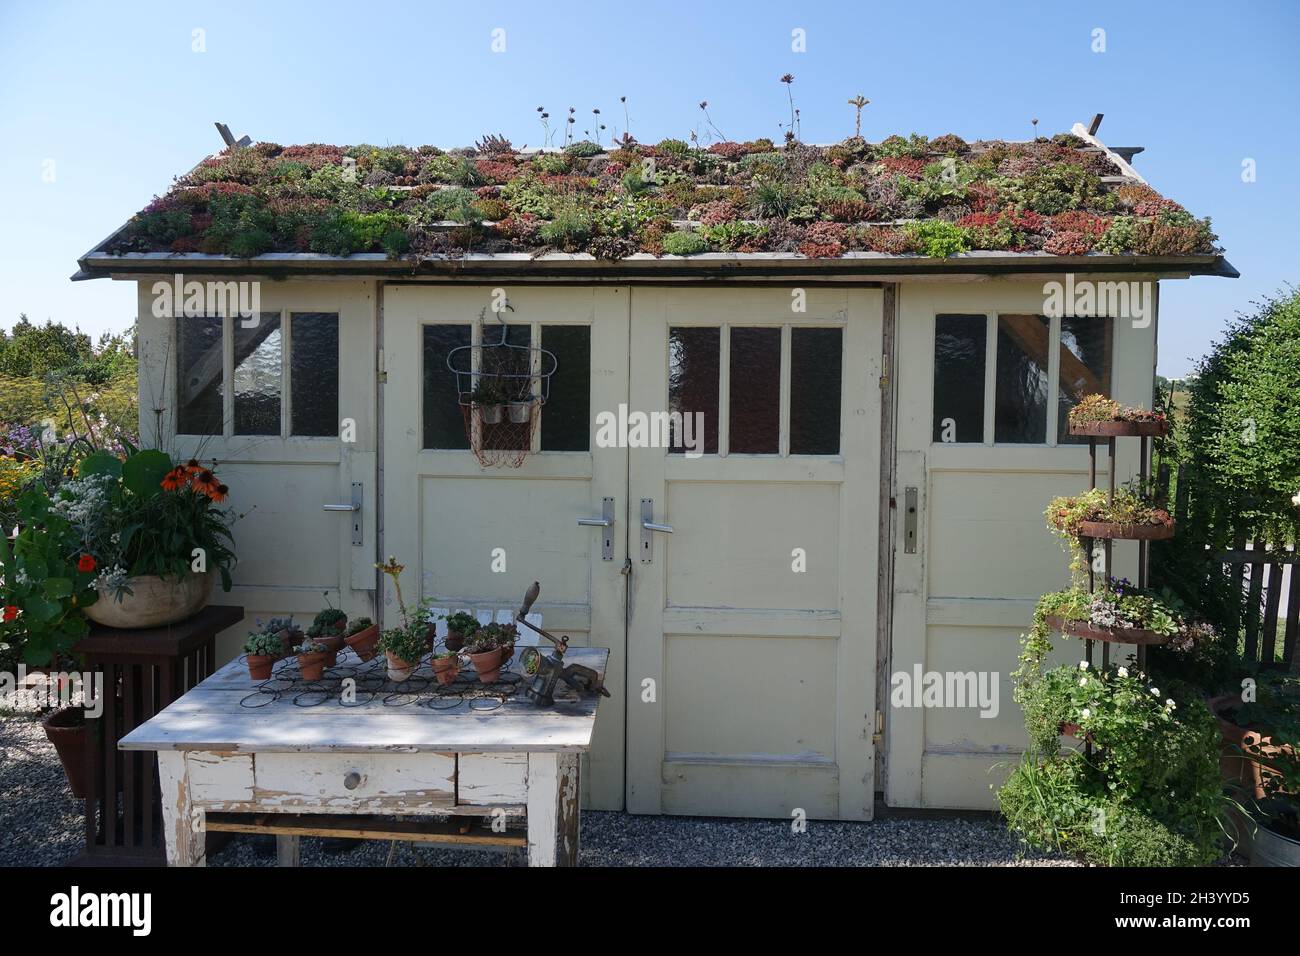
[43, 706, 89, 799]
[83, 571, 215, 629]
[1252, 818, 1300, 867]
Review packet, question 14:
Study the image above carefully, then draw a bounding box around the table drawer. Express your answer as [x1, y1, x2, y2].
[185, 751, 458, 814]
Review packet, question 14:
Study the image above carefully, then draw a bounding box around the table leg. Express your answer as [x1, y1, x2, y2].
[156, 752, 205, 867]
[277, 835, 301, 867]
[526, 752, 580, 867]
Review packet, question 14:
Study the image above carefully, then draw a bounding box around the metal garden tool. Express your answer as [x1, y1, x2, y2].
[514, 581, 611, 707]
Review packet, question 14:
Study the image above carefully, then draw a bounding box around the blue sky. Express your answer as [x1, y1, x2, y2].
[0, 0, 1295, 376]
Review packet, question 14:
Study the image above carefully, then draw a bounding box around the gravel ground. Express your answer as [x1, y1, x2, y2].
[0, 712, 1075, 867]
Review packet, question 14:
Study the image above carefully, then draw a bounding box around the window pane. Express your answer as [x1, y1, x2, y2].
[668, 327, 719, 455]
[1057, 316, 1114, 444]
[290, 312, 338, 437]
[932, 314, 986, 443]
[176, 315, 224, 436]
[790, 327, 842, 454]
[994, 314, 1049, 444]
[481, 324, 531, 451]
[728, 327, 781, 454]
[423, 324, 470, 449]
[540, 325, 590, 452]
[233, 313, 282, 435]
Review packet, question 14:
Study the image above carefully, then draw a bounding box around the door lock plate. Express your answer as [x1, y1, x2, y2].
[903, 486, 918, 554]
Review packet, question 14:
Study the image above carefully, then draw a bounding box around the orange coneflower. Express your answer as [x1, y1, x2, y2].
[207, 482, 229, 503]
[192, 468, 220, 497]
[161, 466, 188, 491]
[185, 457, 202, 475]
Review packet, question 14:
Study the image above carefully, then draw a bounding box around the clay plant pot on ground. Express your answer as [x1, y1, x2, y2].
[42, 706, 90, 800]
[297, 650, 329, 681]
[83, 570, 215, 629]
[432, 654, 460, 686]
[385, 650, 420, 683]
[345, 622, 380, 661]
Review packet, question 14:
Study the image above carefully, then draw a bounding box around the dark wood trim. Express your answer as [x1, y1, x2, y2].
[874, 283, 898, 796]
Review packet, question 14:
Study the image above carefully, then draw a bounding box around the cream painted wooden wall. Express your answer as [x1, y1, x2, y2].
[886, 276, 1159, 809]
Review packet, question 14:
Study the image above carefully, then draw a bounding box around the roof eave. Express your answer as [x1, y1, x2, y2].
[73, 250, 1238, 283]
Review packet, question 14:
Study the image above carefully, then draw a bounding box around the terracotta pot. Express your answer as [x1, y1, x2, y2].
[277, 628, 301, 659]
[469, 647, 506, 684]
[425, 622, 438, 650]
[298, 650, 328, 681]
[1208, 695, 1290, 801]
[1067, 419, 1170, 438]
[432, 655, 460, 685]
[43, 707, 90, 800]
[318, 634, 346, 667]
[385, 649, 420, 682]
[247, 654, 275, 681]
[1076, 518, 1176, 541]
[83, 571, 215, 629]
[445, 630, 468, 653]
[345, 624, 380, 661]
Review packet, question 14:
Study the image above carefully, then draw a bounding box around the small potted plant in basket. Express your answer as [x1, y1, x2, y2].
[344, 616, 380, 661]
[506, 388, 535, 424]
[243, 630, 283, 680]
[465, 622, 517, 684]
[469, 378, 507, 425]
[308, 605, 348, 666]
[432, 650, 460, 685]
[295, 637, 330, 681]
[442, 611, 480, 652]
[378, 622, 426, 682]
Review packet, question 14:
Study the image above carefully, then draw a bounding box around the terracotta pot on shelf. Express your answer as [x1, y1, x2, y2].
[1076, 518, 1176, 541]
[385, 650, 420, 683]
[469, 646, 507, 684]
[83, 571, 215, 629]
[432, 655, 460, 685]
[318, 634, 346, 668]
[344, 623, 380, 661]
[1067, 419, 1170, 438]
[297, 650, 329, 681]
[246, 654, 276, 681]
[1043, 615, 1169, 646]
[43, 707, 90, 799]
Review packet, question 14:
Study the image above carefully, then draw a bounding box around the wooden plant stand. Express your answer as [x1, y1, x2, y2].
[70, 604, 244, 865]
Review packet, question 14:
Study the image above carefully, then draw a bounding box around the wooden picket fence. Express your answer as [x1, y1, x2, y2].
[1156, 462, 1298, 672]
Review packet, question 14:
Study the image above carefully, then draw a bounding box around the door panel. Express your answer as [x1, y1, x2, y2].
[626, 288, 882, 821]
[381, 285, 629, 810]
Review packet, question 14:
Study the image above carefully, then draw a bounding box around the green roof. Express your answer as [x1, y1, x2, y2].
[96, 130, 1220, 264]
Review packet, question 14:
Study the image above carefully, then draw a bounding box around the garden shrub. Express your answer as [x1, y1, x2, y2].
[661, 231, 709, 256]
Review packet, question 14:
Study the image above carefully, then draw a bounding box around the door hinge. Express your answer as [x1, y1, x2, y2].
[879, 354, 890, 389]
[377, 348, 387, 383]
[871, 709, 884, 744]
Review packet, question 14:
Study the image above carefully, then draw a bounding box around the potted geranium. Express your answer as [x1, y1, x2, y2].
[54, 450, 236, 629]
[378, 623, 425, 682]
[432, 650, 460, 685]
[465, 622, 516, 684]
[344, 616, 380, 661]
[442, 611, 479, 652]
[295, 637, 330, 681]
[243, 630, 283, 680]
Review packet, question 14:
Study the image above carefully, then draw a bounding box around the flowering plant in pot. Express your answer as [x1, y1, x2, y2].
[1067, 394, 1169, 436]
[377, 622, 425, 682]
[432, 650, 460, 685]
[465, 622, 516, 684]
[344, 615, 380, 661]
[295, 638, 330, 681]
[441, 611, 480, 652]
[243, 630, 283, 680]
[49, 449, 237, 629]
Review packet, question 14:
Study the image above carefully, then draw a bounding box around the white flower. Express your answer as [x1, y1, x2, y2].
[1081, 708, 1091, 719]
[1165, 699, 1176, 709]
[1117, 666, 1128, 678]
[1150, 687, 1160, 696]
[1079, 677, 1088, 687]
[1292, 490, 1300, 509]
[1079, 660, 1090, 671]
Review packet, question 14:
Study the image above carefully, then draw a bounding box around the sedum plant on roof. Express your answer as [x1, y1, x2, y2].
[108, 131, 1217, 261]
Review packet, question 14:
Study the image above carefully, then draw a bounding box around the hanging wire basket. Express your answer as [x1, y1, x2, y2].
[446, 306, 557, 468]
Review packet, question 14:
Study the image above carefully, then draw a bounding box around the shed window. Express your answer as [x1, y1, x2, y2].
[175, 311, 340, 438]
[789, 327, 843, 455]
[1056, 316, 1114, 444]
[540, 325, 591, 452]
[994, 314, 1050, 444]
[932, 314, 986, 443]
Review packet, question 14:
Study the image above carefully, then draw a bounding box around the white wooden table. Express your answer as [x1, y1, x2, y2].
[119, 647, 609, 867]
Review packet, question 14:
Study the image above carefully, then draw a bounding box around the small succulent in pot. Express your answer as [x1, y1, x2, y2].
[295, 638, 330, 681]
[432, 650, 460, 685]
[308, 607, 349, 666]
[266, 615, 302, 659]
[378, 622, 426, 682]
[344, 615, 380, 661]
[442, 611, 480, 652]
[243, 631, 283, 680]
[469, 378, 507, 424]
[465, 622, 517, 684]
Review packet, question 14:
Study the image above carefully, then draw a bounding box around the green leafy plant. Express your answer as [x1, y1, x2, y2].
[464, 621, 517, 655]
[243, 631, 282, 657]
[904, 220, 970, 258]
[377, 621, 425, 663]
[442, 611, 479, 636]
[295, 638, 327, 655]
[1067, 394, 1167, 427]
[661, 230, 709, 256]
[345, 616, 373, 636]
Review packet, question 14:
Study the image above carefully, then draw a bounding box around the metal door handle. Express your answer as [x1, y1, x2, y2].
[640, 499, 672, 564]
[323, 503, 360, 512]
[642, 521, 674, 533]
[323, 483, 364, 547]
[579, 497, 615, 561]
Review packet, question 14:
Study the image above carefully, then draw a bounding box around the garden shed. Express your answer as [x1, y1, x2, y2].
[74, 119, 1235, 819]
